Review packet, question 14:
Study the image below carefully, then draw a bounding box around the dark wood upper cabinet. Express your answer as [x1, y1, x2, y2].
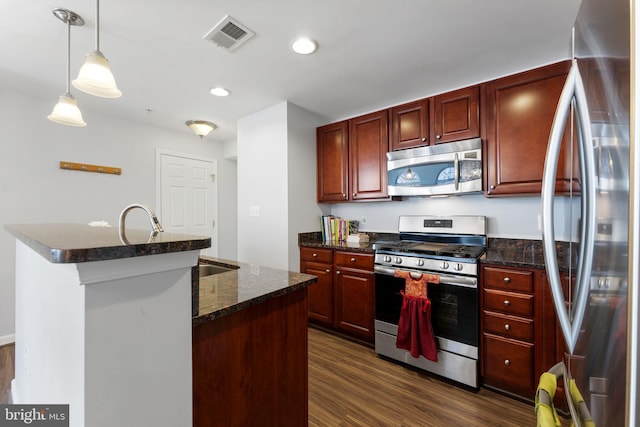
[484, 61, 580, 196]
[432, 85, 480, 143]
[390, 85, 480, 151]
[317, 121, 349, 202]
[348, 110, 390, 201]
[390, 99, 429, 151]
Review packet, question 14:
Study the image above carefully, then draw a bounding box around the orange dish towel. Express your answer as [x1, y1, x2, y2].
[394, 271, 440, 361]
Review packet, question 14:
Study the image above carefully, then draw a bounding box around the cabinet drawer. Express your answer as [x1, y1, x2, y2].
[300, 247, 333, 263]
[335, 251, 374, 270]
[483, 311, 534, 342]
[484, 334, 534, 391]
[484, 289, 533, 317]
[483, 266, 533, 293]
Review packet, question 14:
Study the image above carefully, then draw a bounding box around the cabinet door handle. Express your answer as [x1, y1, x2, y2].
[336, 271, 341, 275]
[421, 137, 427, 142]
[490, 185, 496, 190]
[436, 134, 441, 139]
[350, 257, 356, 263]
[353, 193, 357, 197]
[325, 269, 331, 273]
[504, 324, 511, 331]
[504, 359, 511, 366]
[503, 277, 511, 283]
[503, 300, 511, 306]
[312, 253, 318, 257]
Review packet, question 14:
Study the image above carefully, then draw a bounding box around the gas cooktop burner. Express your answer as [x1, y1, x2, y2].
[374, 241, 486, 259]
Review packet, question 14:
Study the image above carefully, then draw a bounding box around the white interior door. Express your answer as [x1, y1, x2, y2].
[158, 152, 217, 257]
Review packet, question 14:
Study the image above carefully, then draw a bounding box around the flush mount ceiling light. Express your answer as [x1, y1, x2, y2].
[210, 87, 230, 97]
[72, 0, 121, 98]
[291, 37, 318, 55]
[186, 120, 217, 138]
[48, 8, 87, 127]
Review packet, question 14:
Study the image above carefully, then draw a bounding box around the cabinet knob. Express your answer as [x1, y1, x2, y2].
[336, 270, 341, 275]
[325, 269, 331, 273]
[350, 258, 356, 263]
[342, 193, 347, 198]
[503, 277, 511, 283]
[503, 300, 511, 306]
[353, 193, 357, 197]
[436, 134, 441, 139]
[504, 359, 511, 366]
[490, 185, 496, 190]
[421, 137, 427, 142]
[504, 324, 511, 331]
[312, 253, 318, 257]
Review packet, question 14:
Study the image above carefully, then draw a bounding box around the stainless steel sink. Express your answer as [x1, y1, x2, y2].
[198, 264, 236, 277]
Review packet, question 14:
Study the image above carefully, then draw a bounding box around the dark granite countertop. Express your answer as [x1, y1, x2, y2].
[4, 223, 211, 263]
[299, 232, 576, 272]
[193, 256, 317, 326]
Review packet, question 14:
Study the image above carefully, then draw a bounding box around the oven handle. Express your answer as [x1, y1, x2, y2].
[374, 265, 477, 288]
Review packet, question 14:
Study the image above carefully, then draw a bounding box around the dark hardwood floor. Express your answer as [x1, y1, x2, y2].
[0, 343, 14, 404]
[2, 330, 561, 425]
[308, 327, 541, 426]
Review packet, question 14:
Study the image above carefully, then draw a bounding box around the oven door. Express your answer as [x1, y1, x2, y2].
[374, 265, 478, 348]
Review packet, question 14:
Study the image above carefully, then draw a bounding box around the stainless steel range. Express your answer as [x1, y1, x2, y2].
[373, 215, 486, 388]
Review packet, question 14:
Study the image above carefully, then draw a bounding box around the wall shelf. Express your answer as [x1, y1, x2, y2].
[59, 161, 121, 175]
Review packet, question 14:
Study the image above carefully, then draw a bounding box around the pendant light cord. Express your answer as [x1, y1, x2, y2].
[66, 17, 71, 94]
[95, 0, 100, 52]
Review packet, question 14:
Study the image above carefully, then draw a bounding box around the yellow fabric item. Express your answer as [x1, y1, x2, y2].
[568, 379, 596, 427]
[535, 373, 561, 427]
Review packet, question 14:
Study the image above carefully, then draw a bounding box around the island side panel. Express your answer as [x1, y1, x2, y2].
[192, 287, 309, 426]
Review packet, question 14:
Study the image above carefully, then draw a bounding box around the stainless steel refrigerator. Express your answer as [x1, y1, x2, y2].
[540, 0, 636, 425]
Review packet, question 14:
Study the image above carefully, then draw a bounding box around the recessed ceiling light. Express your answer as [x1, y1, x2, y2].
[291, 38, 317, 55]
[210, 87, 230, 97]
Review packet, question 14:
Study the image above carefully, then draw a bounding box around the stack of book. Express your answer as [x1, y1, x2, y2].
[320, 215, 347, 244]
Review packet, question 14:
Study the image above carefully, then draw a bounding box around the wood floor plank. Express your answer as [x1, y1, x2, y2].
[308, 327, 542, 426]
[0, 343, 15, 404]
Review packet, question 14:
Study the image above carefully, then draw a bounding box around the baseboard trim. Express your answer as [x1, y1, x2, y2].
[0, 334, 15, 347]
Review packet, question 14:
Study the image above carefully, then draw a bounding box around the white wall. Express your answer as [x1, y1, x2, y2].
[237, 101, 325, 270]
[0, 90, 237, 343]
[329, 193, 578, 240]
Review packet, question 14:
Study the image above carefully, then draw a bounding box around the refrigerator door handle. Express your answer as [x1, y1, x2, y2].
[541, 59, 596, 355]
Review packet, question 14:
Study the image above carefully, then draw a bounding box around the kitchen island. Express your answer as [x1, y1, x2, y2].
[5, 223, 316, 427]
[193, 256, 316, 426]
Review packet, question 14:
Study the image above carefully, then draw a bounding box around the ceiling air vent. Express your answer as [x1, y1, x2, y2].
[203, 15, 255, 52]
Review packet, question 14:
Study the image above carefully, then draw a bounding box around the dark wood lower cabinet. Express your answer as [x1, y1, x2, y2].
[480, 264, 559, 401]
[192, 288, 308, 427]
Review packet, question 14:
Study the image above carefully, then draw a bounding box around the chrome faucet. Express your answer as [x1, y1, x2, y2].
[119, 203, 164, 236]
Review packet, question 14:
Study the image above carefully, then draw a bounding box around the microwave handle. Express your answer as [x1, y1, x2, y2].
[454, 152, 460, 191]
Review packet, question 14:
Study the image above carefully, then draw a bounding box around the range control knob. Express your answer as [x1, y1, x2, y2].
[395, 257, 403, 264]
[383, 255, 392, 263]
[416, 259, 425, 267]
[439, 261, 449, 270]
[453, 263, 463, 272]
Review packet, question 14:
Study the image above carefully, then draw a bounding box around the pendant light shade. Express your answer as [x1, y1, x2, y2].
[48, 8, 87, 127]
[72, 0, 122, 98]
[73, 50, 121, 98]
[186, 120, 217, 138]
[48, 94, 86, 126]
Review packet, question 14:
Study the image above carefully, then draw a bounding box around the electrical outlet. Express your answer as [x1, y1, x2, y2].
[250, 206, 260, 217]
[361, 214, 367, 224]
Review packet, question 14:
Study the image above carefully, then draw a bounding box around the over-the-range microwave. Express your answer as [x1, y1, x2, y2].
[387, 138, 482, 197]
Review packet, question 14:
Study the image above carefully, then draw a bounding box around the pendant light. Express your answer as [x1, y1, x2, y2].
[186, 121, 217, 138]
[48, 8, 87, 127]
[72, 0, 122, 98]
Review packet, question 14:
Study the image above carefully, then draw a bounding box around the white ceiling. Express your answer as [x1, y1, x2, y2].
[2, 0, 581, 143]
